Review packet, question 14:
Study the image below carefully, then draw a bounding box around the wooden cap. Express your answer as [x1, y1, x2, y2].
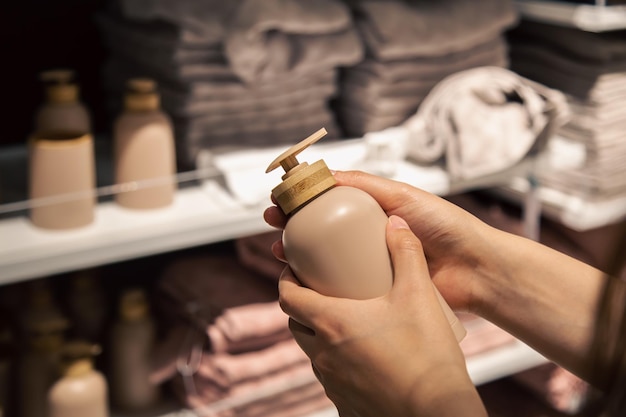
[124, 78, 160, 111]
[266, 128, 335, 215]
[40, 69, 79, 104]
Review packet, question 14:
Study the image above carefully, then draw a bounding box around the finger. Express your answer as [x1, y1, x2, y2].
[333, 170, 426, 211]
[263, 205, 288, 229]
[288, 317, 318, 356]
[278, 267, 329, 330]
[386, 215, 432, 294]
[271, 240, 287, 263]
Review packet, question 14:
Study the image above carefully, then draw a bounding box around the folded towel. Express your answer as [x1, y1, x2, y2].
[118, 0, 240, 46]
[207, 302, 291, 354]
[160, 81, 336, 118]
[347, 0, 518, 60]
[509, 19, 626, 64]
[513, 363, 590, 414]
[96, 13, 226, 64]
[177, 359, 319, 407]
[352, 36, 508, 82]
[198, 339, 308, 388]
[235, 231, 292, 282]
[157, 254, 279, 332]
[403, 66, 569, 180]
[175, 369, 332, 416]
[224, 0, 363, 83]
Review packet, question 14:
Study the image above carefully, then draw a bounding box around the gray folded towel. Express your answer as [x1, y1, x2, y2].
[118, 0, 240, 46]
[509, 19, 626, 64]
[511, 56, 626, 103]
[160, 81, 337, 117]
[224, 0, 364, 83]
[179, 119, 341, 167]
[96, 13, 226, 64]
[353, 36, 508, 82]
[403, 66, 570, 180]
[347, 0, 518, 60]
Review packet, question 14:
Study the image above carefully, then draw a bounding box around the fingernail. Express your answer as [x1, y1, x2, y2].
[389, 215, 410, 230]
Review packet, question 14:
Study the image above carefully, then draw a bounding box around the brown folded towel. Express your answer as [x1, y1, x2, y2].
[235, 231, 289, 282]
[348, 0, 518, 60]
[96, 13, 226, 64]
[509, 19, 626, 64]
[118, 0, 240, 46]
[224, 0, 363, 83]
[157, 254, 279, 331]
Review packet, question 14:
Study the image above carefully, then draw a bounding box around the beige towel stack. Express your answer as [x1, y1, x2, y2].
[334, 0, 518, 137]
[151, 253, 334, 416]
[98, 0, 364, 169]
[508, 20, 626, 199]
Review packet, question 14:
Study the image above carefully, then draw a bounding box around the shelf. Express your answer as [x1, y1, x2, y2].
[497, 177, 626, 231]
[514, 0, 626, 32]
[0, 132, 579, 285]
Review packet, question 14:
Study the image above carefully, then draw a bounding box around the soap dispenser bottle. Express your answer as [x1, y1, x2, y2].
[18, 281, 69, 417]
[113, 78, 177, 209]
[266, 128, 466, 341]
[34, 69, 91, 136]
[47, 341, 108, 417]
[109, 288, 160, 411]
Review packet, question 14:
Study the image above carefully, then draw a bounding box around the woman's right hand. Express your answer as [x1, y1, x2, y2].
[264, 169, 499, 314]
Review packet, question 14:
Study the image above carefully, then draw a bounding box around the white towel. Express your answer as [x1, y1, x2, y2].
[404, 66, 570, 180]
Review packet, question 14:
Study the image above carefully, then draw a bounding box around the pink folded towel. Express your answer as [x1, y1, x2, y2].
[198, 339, 309, 388]
[207, 302, 291, 354]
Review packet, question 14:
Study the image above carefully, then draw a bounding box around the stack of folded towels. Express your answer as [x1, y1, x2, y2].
[150, 253, 334, 416]
[97, 0, 364, 169]
[333, 0, 519, 137]
[508, 20, 626, 199]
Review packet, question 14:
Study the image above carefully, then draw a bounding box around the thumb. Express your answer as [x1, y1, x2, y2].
[386, 215, 433, 295]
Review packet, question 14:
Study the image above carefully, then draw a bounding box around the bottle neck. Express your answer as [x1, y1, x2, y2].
[63, 359, 93, 378]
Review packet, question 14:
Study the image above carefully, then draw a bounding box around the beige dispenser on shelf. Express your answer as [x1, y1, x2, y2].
[18, 282, 69, 417]
[109, 288, 160, 412]
[113, 78, 177, 209]
[266, 128, 466, 341]
[34, 69, 91, 136]
[47, 341, 108, 417]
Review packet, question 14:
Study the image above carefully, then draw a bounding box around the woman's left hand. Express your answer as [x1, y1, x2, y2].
[278, 215, 487, 417]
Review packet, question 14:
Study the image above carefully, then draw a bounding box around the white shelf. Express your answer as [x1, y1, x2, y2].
[0, 181, 272, 284]
[0, 132, 576, 286]
[498, 177, 626, 231]
[515, 0, 626, 32]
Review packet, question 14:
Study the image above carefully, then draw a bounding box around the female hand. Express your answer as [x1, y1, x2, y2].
[279, 215, 487, 417]
[264, 170, 497, 313]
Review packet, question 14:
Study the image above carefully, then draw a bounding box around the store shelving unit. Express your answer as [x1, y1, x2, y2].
[1, 134, 552, 417]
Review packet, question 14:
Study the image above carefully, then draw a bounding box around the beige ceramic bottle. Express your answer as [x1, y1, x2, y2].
[18, 283, 69, 417]
[47, 341, 108, 417]
[266, 128, 466, 342]
[35, 69, 91, 136]
[114, 78, 177, 209]
[109, 288, 160, 411]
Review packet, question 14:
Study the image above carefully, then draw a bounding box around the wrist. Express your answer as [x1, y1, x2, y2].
[406, 368, 487, 417]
